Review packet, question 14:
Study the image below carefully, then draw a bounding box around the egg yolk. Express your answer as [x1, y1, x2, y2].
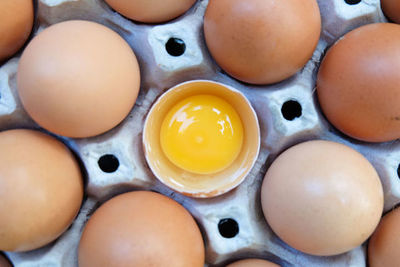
[160, 94, 244, 174]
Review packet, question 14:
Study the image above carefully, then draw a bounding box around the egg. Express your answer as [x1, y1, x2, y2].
[17, 20, 140, 138]
[317, 23, 400, 142]
[143, 80, 260, 197]
[0, 129, 83, 252]
[368, 207, 400, 267]
[0, 0, 34, 62]
[227, 259, 280, 267]
[381, 0, 400, 24]
[261, 140, 383, 256]
[203, 0, 321, 85]
[104, 0, 196, 23]
[78, 191, 205, 267]
[160, 94, 244, 174]
[0, 254, 11, 267]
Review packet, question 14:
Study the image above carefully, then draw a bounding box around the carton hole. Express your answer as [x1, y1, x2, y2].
[166, 37, 186, 56]
[345, 0, 361, 5]
[218, 218, 239, 238]
[281, 100, 302, 121]
[98, 154, 120, 173]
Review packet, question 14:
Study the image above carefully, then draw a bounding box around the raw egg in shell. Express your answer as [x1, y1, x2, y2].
[143, 80, 260, 197]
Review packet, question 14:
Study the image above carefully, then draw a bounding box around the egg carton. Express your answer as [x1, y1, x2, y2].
[0, 0, 396, 266]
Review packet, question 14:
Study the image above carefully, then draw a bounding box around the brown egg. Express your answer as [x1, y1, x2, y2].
[261, 140, 383, 256]
[368, 207, 400, 267]
[227, 258, 280, 267]
[0, 129, 83, 252]
[317, 23, 400, 142]
[78, 191, 205, 267]
[381, 0, 400, 24]
[0, 0, 34, 62]
[203, 0, 321, 85]
[105, 0, 196, 23]
[0, 254, 11, 267]
[17, 20, 140, 138]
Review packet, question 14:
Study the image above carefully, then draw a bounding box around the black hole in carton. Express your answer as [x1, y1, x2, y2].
[397, 164, 400, 179]
[281, 100, 302, 121]
[166, 37, 186, 57]
[345, 0, 361, 5]
[98, 154, 120, 173]
[218, 218, 239, 238]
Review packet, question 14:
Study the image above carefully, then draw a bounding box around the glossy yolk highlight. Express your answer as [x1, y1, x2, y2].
[160, 94, 244, 174]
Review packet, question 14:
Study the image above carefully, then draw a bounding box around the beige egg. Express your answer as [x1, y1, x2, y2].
[227, 258, 280, 267]
[368, 207, 400, 267]
[0, 0, 34, 62]
[78, 191, 205, 267]
[261, 140, 383, 256]
[17, 20, 140, 138]
[0, 129, 83, 252]
[204, 0, 321, 84]
[317, 23, 400, 142]
[105, 0, 196, 23]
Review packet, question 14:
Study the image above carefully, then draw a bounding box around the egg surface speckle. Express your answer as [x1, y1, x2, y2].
[317, 23, 400, 142]
[78, 191, 205, 267]
[104, 0, 196, 23]
[0, 129, 83, 252]
[0, 0, 34, 62]
[204, 0, 321, 84]
[261, 140, 383, 256]
[17, 20, 140, 138]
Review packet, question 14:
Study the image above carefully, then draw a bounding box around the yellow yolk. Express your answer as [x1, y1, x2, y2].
[160, 94, 244, 174]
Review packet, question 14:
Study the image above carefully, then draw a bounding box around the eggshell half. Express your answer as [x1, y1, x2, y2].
[143, 80, 260, 198]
